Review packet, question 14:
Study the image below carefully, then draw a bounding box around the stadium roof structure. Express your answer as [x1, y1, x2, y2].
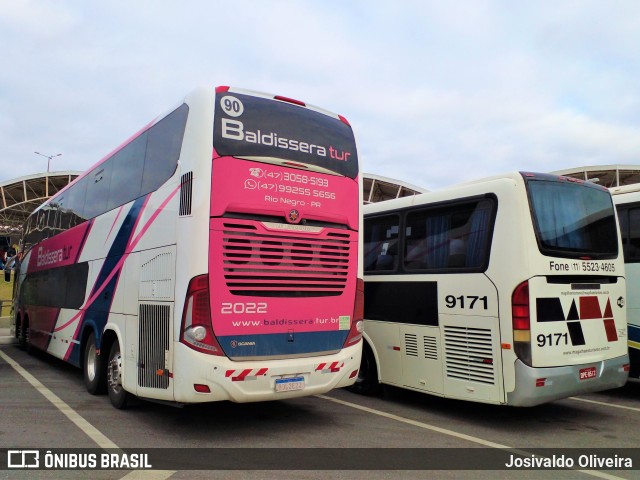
[551, 165, 640, 188]
[0, 171, 81, 236]
[0, 170, 423, 239]
[363, 173, 427, 203]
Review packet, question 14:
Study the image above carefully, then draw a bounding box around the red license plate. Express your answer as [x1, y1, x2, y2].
[579, 367, 597, 380]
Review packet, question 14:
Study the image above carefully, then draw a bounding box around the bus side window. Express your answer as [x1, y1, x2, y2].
[628, 207, 640, 262]
[448, 237, 467, 268]
[141, 104, 189, 195]
[617, 206, 629, 261]
[447, 211, 470, 268]
[404, 198, 494, 271]
[107, 133, 146, 212]
[65, 176, 89, 228]
[405, 223, 428, 269]
[405, 212, 457, 270]
[84, 161, 113, 219]
[364, 214, 399, 272]
[376, 240, 398, 270]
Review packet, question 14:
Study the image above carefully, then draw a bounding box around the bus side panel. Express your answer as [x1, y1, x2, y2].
[29, 305, 59, 353]
[626, 263, 640, 374]
[363, 321, 403, 388]
[364, 277, 502, 402]
[133, 246, 176, 401]
[399, 324, 443, 394]
[364, 279, 441, 391]
[437, 275, 503, 404]
[46, 308, 76, 359]
[122, 252, 140, 396]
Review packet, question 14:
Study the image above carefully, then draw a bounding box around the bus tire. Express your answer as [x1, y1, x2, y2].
[17, 317, 26, 350]
[348, 342, 381, 395]
[19, 317, 32, 353]
[107, 341, 130, 409]
[83, 332, 106, 395]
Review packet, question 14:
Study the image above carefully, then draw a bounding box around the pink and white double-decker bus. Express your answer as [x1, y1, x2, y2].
[13, 86, 363, 408]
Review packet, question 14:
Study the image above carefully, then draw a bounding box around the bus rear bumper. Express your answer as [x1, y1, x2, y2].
[506, 355, 629, 407]
[172, 341, 362, 403]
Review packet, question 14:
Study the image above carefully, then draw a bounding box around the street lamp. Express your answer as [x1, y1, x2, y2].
[34, 152, 62, 173]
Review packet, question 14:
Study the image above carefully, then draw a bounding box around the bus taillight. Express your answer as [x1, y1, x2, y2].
[180, 274, 225, 356]
[343, 278, 364, 347]
[512, 280, 532, 366]
[512, 281, 530, 330]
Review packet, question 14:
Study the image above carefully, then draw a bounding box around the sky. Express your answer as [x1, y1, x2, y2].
[1, 1, 640, 191]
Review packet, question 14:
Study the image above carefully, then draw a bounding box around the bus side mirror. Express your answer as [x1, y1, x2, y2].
[4, 269, 10, 282]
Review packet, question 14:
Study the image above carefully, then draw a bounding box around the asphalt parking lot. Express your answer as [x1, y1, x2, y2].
[1, 341, 640, 480]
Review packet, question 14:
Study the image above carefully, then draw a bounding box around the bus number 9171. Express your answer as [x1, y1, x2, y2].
[445, 295, 488, 310]
[537, 333, 568, 347]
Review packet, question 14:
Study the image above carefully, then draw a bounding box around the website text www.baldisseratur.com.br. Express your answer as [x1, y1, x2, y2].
[232, 316, 346, 328]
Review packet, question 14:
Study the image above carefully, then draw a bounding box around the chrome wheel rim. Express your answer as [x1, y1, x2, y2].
[108, 350, 123, 393]
[86, 343, 97, 382]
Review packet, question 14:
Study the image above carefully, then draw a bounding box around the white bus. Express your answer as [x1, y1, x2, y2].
[13, 86, 363, 408]
[611, 184, 640, 378]
[352, 172, 629, 406]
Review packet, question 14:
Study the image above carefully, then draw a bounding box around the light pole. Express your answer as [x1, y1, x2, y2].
[34, 152, 62, 173]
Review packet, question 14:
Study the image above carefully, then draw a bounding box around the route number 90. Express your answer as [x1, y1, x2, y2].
[220, 95, 244, 117]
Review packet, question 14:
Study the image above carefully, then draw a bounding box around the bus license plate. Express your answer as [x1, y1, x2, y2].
[275, 377, 305, 392]
[579, 367, 597, 380]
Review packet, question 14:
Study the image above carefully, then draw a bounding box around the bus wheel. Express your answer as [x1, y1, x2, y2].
[83, 332, 106, 395]
[107, 341, 129, 409]
[349, 342, 381, 395]
[17, 318, 26, 350]
[19, 318, 31, 353]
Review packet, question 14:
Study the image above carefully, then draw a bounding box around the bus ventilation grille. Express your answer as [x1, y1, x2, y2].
[443, 326, 495, 385]
[404, 334, 418, 356]
[179, 171, 193, 216]
[424, 335, 438, 360]
[138, 304, 170, 389]
[221, 222, 352, 297]
[404, 334, 438, 360]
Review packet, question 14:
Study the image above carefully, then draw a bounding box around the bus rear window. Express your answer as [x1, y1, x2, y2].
[213, 91, 358, 178]
[526, 178, 618, 259]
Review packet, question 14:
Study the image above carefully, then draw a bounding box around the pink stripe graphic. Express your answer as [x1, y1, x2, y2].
[58, 187, 181, 358]
[104, 206, 124, 245]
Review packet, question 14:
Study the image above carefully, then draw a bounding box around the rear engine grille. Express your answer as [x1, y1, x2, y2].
[221, 222, 353, 297]
[444, 326, 495, 385]
[138, 304, 170, 389]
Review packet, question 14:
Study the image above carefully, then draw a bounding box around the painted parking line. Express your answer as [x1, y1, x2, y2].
[1, 346, 632, 479]
[317, 394, 625, 480]
[569, 396, 640, 413]
[0, 349, 174, 479]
